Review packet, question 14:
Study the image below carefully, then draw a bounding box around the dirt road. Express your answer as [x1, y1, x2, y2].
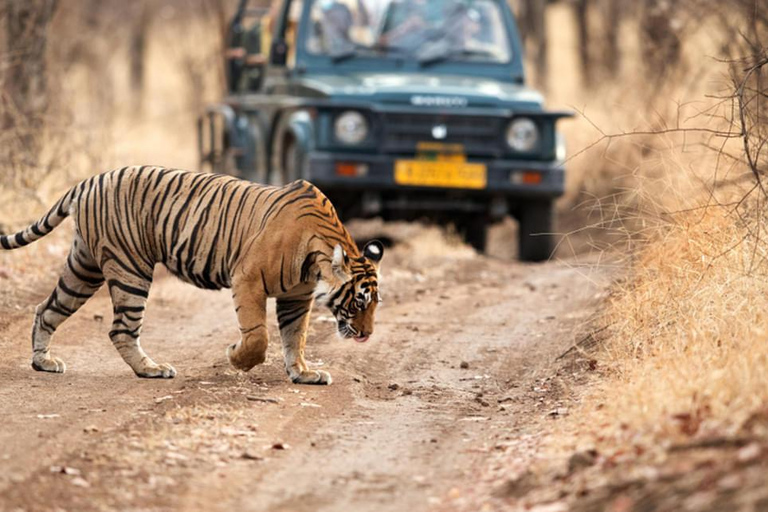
[0, 225, 609, 512]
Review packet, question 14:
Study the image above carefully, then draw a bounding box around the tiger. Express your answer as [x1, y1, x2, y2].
[0, 166, 384, 385]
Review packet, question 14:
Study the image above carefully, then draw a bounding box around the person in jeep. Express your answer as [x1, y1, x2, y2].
[311, 0, 511, 63]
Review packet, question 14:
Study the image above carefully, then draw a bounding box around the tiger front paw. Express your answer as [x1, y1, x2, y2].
[227, 342, 266, 372]
[291, 370, 333, 386]
[31, 354, 67, 374]
[135, 362, 177, 379]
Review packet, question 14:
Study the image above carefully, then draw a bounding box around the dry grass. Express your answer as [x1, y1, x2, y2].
[584, 202, 768, 444]
[540, 1, 768, 455]
[0, 5, 224, 291]
[0, 5, 224, 222]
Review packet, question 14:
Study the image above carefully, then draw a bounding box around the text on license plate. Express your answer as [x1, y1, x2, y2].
[394, 160, 487, 189]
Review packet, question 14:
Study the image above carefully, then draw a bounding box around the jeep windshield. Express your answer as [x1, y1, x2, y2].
[304, 0, 512, 65]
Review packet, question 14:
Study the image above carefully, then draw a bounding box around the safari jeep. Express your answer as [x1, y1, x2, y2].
[199, 0, 572, 261]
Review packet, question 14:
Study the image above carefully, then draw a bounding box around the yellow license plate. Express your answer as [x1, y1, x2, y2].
[394, 160, 487, 189]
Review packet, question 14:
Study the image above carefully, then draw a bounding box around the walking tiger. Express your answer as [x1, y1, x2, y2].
[0, 166, 384, 385]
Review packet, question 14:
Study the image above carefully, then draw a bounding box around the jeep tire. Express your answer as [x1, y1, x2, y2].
[518, 200, 555, 262]
[457, 216, 488, 254]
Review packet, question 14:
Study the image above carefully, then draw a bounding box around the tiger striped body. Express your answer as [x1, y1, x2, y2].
[1, 166, 383, 384]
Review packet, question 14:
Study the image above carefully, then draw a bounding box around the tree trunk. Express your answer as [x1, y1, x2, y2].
[574, 0, 592, 87]
[603, 0, 620, 78]
[3, 0, 58, 169]
[520, 0, 548, 90]
[129, 0, 150, 113]
[640, 0, 681, 85]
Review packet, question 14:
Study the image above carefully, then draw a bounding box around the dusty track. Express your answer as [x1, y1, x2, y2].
[0, 227, 609, 512]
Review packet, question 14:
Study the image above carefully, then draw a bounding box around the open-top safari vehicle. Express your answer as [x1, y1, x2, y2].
[198, 0, 572, 261]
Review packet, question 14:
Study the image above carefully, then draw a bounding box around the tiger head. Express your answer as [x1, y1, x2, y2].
[320, 240, 384, 343]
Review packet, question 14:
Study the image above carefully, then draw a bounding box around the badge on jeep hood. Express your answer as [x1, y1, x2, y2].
[410, 96, 469, 108]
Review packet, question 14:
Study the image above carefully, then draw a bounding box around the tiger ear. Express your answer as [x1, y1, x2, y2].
[331, 244, 351, 282]
[363, 240, 384, 265]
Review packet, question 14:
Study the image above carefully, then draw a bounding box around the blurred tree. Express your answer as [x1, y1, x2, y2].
[640, 0, 682, 85]
[129, 0, 151, 113]
[602, 0, 621, 78]
[518, 0, 549, 90]
[2, 0, 59, 167]
[573, 0, 592, 86]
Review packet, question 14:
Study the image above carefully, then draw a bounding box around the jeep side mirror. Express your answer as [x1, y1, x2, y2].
[270, 40, 288, 66]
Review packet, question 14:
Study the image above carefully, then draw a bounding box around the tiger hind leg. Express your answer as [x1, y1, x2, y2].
[32, 234, 105, 373]
[104, 265, 176, 379]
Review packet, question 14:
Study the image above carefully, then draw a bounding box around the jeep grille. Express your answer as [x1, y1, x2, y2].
[381, 113, 505, 157]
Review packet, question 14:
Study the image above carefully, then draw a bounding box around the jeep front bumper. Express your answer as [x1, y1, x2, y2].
[306, 151, 565, 198]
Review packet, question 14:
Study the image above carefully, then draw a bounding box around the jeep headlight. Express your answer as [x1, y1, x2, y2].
[506, 118, 539, 152]
[334, 111, 368, 145]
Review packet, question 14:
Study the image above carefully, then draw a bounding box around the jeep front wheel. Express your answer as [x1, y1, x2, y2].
[457, 217, 489, 254]
[517, 201, 555, 262]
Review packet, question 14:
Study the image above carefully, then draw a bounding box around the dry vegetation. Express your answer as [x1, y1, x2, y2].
[546, 0, 768, 475]
[0, 0, 233, 288]
[0, 0, 230, 226]
[595, 205, 768, 439]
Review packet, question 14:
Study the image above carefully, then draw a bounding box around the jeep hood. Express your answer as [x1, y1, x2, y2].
[295, 73, 545, 111]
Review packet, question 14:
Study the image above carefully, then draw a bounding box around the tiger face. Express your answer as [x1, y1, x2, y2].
[322, 241, 384, 343]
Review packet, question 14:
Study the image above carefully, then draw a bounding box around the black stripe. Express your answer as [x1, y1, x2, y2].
[109, 328, 140, 339]
[107, 279, 149, 299]
[300, 251, 323, 282]
[14, 232, 29, 247]
[57, 278, 94, 299]
[278, 308, 309, 328]
[38, 316, 56, 334]
[67, 258, 104, 286]
[115, 305, 145, 314]
[239, 324, 265, 334]
[103, 236, 153, 281]
[261, 269, 270, 295]
[279, 255, 287, 293]
[49, 303, 76, 317]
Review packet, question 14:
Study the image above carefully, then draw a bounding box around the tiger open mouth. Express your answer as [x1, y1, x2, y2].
[338, 322, 369, 343]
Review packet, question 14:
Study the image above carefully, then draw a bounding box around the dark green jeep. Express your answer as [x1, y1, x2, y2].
[199, 0, 572, 261]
